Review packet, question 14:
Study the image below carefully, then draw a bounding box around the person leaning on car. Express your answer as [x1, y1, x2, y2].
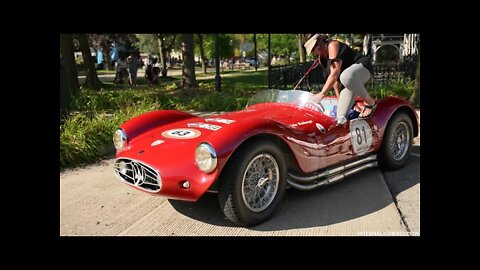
[305, 34, 376, 125]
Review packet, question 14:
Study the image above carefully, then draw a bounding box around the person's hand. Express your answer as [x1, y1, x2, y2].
[312, 92, 325, 103]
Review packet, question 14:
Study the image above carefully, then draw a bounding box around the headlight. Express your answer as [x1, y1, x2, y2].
[113, 128, 127, 151]
[195, 143, 217, 174]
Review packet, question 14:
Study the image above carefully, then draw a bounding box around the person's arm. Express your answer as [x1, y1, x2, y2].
[333, 80, 341, 98]
[314, 41, 342, 101]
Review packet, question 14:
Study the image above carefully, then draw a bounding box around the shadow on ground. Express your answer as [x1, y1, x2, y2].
[169, 147, 420, 231]
[383, 145, 420, 197]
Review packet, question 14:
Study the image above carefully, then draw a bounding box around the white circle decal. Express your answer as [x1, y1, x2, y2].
[162, 128, 201, 139]
[350, 119, 373, 155]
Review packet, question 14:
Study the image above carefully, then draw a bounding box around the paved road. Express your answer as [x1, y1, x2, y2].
[60, 111, 420, 236]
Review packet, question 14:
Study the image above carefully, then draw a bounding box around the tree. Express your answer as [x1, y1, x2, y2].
[59, 34, 79, 96]
[135, 34, 159, 55]
[203, 34, 235, 59]
[181, 34, 197, 89]
[249, 34, 298, 63]
[196, 34, 208, 74]
[269, 34, 298, 61]
[60, 58, 72, 120]
[298, 34, 307, 63]
[76, 34, 102, 90]
[88, 34, 138, 70]
[403, 33, 420, 107]
[135, 34, 178, 78]
[409, 50, 420, 107]
[156, 34, 177, 77]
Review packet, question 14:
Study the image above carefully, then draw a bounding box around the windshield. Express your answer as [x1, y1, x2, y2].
[247, 89, 317, 108]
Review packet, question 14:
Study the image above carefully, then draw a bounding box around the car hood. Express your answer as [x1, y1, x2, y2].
[118, 106, 296, 163]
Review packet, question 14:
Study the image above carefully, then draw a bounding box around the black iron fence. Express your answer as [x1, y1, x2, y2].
[268, 60, 417, 91]
[268, 61, 326, 90]
[367, 61, 417, 88]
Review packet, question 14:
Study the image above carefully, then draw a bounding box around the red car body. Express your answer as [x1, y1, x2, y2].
[114, 89, 419, 226]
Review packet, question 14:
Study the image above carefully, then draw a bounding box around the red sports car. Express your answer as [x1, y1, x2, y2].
[113, 89, 419, 226]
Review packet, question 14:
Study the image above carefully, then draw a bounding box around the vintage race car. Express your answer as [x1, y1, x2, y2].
[113, 89, 419, 226]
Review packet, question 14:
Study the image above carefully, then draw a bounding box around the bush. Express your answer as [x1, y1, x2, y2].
[60, 102, 161, 168]
[61, 70, 267, 169]
[368, 80, 415, 100]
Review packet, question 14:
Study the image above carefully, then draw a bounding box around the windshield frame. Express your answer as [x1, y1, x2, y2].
[246, 89, 318, 108]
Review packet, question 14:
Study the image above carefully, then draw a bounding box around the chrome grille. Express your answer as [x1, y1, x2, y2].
[114, 158, 161, 192]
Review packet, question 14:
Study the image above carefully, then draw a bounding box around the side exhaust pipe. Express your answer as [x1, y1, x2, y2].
[287, 155, 378, 191]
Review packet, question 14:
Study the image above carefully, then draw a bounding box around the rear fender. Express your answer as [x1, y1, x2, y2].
[373, 98, 419, 138]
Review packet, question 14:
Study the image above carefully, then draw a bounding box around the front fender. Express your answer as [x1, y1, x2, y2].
[120, 110, 197, 144]
[203, 117, 293, 171]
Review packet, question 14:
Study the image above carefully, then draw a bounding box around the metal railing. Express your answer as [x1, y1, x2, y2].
[268, 60, 417, 91]
[367, 62, 417, 88]
[268, 61, 326, 91]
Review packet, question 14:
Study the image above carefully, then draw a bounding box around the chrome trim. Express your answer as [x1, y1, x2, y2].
[114, 158, 162, 193]
[287, 161, 378, 191]
[241, 153, 280, 212]
[113, 128, 127, 150]
[195, 142, 218, 174]
[288, 155, 377, 183]
[390, 122, 410, 161]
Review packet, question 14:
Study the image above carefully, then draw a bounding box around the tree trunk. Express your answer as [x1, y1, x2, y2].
[161, 47, 169, 77]
[254, 33, 257, 71]
[298, 34, 306, 63]
[181, 34, 197, 89]
[60, 34, 79, 96]
[77, 34, 102, 90]
[60, 58, 72, 120]
[157, 36, 167, 77]
[409, 52, 420, 107]
[161, 34, 177, 77]
[104, 46, 111, 70]
[197, 34, 207, 74]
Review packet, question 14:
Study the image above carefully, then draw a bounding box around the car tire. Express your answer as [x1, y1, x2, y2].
[378, 112, 413, 170]
[218, 139, 286, 226]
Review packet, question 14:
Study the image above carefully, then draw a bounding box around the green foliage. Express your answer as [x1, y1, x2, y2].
[60, 102, 161, 168]
[88, 34, 138, 51]
[368, 80, 415, 100]
[134, 34, 159, 55]
[61, 70, 269, 168]
[203, 34, 236, 59]
[270, 34, 298, 58]
[184, 90, 249, 112]
[250, 34, 298, 59]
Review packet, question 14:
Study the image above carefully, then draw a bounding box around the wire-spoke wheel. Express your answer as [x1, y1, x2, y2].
[241, 153, 280, 212]
[218, 139, 286, 226]
[379, 112, 413, 170]
[390, 122, 410, 161]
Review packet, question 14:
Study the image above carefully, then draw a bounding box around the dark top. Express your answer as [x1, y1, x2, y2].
[324, 40, 373, 79]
